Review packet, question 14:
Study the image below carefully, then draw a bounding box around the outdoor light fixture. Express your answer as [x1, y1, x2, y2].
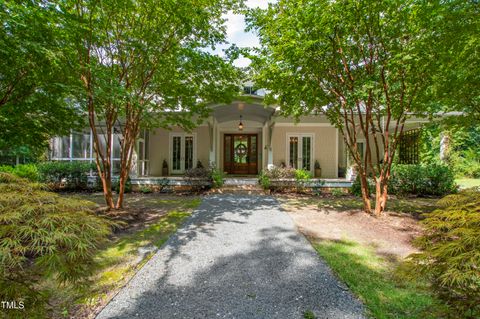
[238, 115, 244, 131]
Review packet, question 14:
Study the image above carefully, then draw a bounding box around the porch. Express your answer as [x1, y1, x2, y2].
[130, 176, 353, 188]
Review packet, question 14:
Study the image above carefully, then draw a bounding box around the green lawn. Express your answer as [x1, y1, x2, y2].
[312, 240, 442, 319]
[456, 178, 480, 189]
[51, 195, 201, 318]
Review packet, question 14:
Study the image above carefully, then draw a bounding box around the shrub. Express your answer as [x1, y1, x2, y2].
[0, 173, 111, 317]
[211, 167, 225, 188]
[402, 188, 480, 317]
[0, 164, 39, 181]
[139, 186, 153, 194]
[350, 175, 375, 197]
[258, 167, 311, 192]
[37, 161, 95, 191]
[351, 164, 457, 197]
[112, 176, 132, 193]
[258, 170, 271, 190]
[184, 166, 211, 192]
[389, 164, 457, 196]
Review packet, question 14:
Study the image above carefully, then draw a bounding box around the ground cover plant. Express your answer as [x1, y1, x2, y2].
[0, 173, 111, 318]
[402, 188, 480, 318]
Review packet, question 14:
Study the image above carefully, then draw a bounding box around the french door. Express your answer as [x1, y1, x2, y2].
[171, 134, 196, 174]
[287, 134, 313, 171]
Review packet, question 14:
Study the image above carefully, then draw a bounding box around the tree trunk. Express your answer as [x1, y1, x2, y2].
[359, 173, 372, 214]
[373, 177, 389, 216]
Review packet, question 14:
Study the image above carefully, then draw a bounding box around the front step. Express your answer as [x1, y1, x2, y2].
[223, 178, 259, 186]
[210, 184, 265, 194]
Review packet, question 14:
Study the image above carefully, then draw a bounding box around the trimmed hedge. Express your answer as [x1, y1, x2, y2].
[388, 164, 456, 196]
[37, 161, 96, 191]
[351, 164, 457, 197]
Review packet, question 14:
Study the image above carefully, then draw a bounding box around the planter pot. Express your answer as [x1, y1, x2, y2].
[162, 167, 169, 176]
[314, 168, 322, 178]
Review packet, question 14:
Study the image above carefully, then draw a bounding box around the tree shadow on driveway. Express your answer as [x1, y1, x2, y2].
[97, 194, 366, 319]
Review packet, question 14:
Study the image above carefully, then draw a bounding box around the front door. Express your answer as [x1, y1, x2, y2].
[224, 134, 258, 175]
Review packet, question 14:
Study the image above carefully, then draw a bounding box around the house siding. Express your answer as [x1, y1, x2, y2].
[271, 125, 338, 178]
[148, 126, 210, 176]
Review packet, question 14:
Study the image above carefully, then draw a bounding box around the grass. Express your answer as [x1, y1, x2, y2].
[456, 178, 480, 189]
[52, 196, 201, 318]
[312, 239, 442, 319]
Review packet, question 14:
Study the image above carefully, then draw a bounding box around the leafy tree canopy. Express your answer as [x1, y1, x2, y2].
[0, 1, 82, 156]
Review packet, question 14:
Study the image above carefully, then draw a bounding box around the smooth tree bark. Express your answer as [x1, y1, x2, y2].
[247, 0, 442, 215]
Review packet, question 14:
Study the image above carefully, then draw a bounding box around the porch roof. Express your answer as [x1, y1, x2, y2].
[212, 100, 275, 124]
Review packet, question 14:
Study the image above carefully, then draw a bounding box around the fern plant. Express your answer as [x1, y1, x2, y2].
[0, 173, 111, 317]
[404, 187, 480, 318]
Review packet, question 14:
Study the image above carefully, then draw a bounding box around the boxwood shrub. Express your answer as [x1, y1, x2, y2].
[37, 161, 96, 191]
[351, 164, 457, 197]
[388, 164, 456, 196]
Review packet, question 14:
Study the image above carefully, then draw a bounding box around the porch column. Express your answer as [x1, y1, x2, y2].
[267, 121, 274, 168]
[208, 118, 217, 166]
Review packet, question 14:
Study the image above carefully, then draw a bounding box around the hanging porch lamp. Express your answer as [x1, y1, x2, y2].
[238, 115, 244, 131]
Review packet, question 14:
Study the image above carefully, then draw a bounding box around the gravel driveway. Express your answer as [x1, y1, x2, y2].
[97, 194, 366, 319]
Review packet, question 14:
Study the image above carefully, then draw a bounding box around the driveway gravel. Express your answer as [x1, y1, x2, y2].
[97, 194, 366, 319]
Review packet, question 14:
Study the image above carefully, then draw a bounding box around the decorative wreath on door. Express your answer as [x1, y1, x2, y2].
[235, 143, 248, 159]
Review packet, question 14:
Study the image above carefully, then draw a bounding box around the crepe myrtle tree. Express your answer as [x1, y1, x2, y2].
[62, 0, 242, 209]
[247, 0, 443, 215]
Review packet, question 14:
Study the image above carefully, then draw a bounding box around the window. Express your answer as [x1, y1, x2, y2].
[398, 129, 420, 164]
[137, 130, 150, 176]
[170, 133, 196, 174]
[72, 131, 91, 159]
[51, 136, 70, 159]
[356, 142, 365, 161]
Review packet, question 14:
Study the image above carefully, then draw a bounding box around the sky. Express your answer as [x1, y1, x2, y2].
[213, 0, 275, 67]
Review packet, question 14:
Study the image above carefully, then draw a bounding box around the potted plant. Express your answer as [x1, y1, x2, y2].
[314, 160, 321, 178]
[162, 159, 169, 176]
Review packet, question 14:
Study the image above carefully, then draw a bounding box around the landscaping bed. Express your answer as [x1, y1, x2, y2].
[281, 195, 444, 318]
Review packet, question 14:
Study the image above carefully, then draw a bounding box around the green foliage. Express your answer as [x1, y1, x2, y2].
[0, 163, 39, 181]
[258, 167, 312, 192]
[403, 189, 480, 318]
[112, 176, 132, 194]
[211, 168, 225, 188]
[258, 170, 271, 190]
[351, 164, 457, 197]
[0, 1, 82, 155]
[0, 173, 111, 317]
[420, 124, 480, 178]
[351, 175, 375, 197]
[389, 164, 457, 196]
[246, 0, 448, 214]
[37, 161, 95, 191]
[139, 186, 153, 194]
[295, 169, 312, 181]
